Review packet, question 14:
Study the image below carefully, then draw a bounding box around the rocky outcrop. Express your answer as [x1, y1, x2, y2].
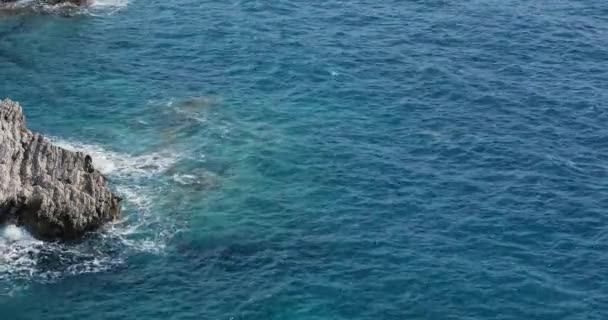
[0, 99, 120, 240]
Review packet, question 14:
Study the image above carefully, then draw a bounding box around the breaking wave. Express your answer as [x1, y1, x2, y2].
[52, 138, 178, 178]
[0, 138, 178, 290]
[90, 0, 128, 9]
[87, 0, 129, 15]
[0, 224, 121, 285]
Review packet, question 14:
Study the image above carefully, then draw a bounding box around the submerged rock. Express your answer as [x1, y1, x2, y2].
[0, 99, 120, 240]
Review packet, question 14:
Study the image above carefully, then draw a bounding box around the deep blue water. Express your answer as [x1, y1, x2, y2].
[1, 0, 608, 319]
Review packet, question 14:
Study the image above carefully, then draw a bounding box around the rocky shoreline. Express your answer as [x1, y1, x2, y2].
[0, 99, 121, 240]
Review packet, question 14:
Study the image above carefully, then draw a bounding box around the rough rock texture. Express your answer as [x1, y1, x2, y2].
[0, 99, 120, 240]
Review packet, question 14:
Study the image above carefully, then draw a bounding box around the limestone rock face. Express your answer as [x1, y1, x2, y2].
[0, 99, 120, 240]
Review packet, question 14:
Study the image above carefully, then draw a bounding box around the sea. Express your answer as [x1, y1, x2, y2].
[0, 0, 607, 319]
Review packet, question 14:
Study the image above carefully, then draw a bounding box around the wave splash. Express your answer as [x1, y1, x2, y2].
[87, 0, 128, 15]
[0, 223, 128, 288]
[90, 0, 127, 8]
[53, 139, 178, 178]
[0, 97, 218, 289]
[0, 139, 177, 289]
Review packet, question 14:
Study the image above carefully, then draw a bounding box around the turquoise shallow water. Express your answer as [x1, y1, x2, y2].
[1, 0, 608, 319]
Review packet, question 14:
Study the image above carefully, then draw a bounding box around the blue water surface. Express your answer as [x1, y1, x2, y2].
[0, 0, 607, 319]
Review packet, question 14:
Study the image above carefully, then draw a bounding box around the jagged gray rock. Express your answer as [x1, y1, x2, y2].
[0, 99, 120, 240]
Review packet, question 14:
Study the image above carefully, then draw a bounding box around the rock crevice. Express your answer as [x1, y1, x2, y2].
[0, 99, 120, 240]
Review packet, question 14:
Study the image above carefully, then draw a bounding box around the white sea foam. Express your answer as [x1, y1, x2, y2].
[0, 221, 165, 285]
[116, 185, 152, 210]
[171, 171, 218, 190]
[172, 173, 199, 185]
[86, 0, 129, 15]
[0, 138, 177, 286]
[2, 225, 30, 243]
[90, 0, 128, 9]
[52, 138, 178, 178]
[0, 225, 43, 281]
[0, 229, 124, 284]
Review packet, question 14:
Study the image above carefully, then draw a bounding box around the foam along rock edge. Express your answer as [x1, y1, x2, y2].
[0, 99, 121, 240]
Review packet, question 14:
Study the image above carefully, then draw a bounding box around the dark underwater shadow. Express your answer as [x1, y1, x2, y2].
[0, 16, 29, 68]
[0, 3, 91, 105]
